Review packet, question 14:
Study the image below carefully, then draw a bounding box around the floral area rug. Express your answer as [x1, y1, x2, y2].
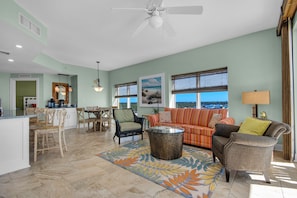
[97, 140, 223, 198]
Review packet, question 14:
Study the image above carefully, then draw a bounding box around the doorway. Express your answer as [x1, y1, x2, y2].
[10, 78, 39, 112]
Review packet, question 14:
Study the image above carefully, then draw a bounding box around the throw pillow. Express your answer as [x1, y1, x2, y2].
[159, 111, 171, 123]
[208, 113, 222, 128]
[238, 117, 272, 136]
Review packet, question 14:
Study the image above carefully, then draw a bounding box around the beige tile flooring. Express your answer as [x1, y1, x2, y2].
[0, 124, 296, 198]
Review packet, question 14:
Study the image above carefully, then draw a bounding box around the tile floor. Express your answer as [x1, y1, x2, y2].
[0, 124, 296, 198]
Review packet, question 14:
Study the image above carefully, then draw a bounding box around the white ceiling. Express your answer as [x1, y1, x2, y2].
[0, 0, 282, 74]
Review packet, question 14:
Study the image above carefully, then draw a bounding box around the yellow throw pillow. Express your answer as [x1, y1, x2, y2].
[238, 117, 272, 136]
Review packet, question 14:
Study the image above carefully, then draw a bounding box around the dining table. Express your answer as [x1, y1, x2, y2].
[84, 107, 112, 132]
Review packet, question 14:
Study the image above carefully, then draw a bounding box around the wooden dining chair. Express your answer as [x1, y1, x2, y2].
[25, 107, 37, 123]
[33, 109, 67, 162]
[76, 107, 97, 132]
[99, 107, 112, 132]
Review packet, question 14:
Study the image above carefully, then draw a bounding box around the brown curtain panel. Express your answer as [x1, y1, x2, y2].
[277, 0, 297, 160]
[281, 22, 292, 160]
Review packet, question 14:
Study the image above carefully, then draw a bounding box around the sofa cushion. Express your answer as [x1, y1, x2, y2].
[183, 108, 193, 124]
[159, 111, 171, 123]
[190, 109, 201, 125]
[197, 109, 213, 127]
[238, 117, 272, 136]
[208, 113, 222, 128]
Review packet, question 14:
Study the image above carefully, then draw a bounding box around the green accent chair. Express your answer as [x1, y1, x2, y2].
[113, 108, 144, 144]
[212, 119, 291, 183]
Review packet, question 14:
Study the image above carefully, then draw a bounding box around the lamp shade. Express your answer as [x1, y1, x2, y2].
[242, 90, 270, 104]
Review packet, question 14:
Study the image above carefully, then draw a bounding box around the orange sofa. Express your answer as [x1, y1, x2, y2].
[147, 107, 235, 149]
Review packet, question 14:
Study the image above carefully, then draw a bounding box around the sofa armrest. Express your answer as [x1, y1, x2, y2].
[147, 114, 159, 127]
[219, 117, 235, 125]
[227, 132, 277, 148]
[213, 123, 240, 138]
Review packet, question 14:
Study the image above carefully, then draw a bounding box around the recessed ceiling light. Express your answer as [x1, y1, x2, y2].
[8, 59, 14, 62]
[16, 45, 23, 48]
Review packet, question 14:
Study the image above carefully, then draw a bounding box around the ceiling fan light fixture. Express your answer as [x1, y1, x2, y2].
[149, 15, 163, 28]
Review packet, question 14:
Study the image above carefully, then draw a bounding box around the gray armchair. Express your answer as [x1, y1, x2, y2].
[212, 119, 290, 183]
[113, 108, 144, 144]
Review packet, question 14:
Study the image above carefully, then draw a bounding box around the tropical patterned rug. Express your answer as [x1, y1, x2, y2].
[97, 140, 223, 198]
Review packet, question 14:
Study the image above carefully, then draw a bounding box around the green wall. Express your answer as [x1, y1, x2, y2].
[109, 28, 282, 124]
[0, 73, 10, 110]
[16, 81, 36, 110]
[0, 28, 282, 125]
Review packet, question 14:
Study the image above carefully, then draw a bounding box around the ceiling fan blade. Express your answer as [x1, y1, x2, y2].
[132, 17, 150, 37]
[0, 50, 10, 55]
[111, 7, 147, 12]
[166, 6, 203, 15]
[146, 0, 154, 9]
[156, 0, 165, 7]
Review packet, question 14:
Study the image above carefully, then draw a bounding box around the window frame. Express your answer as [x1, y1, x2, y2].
[114, 81, 137, 110]
[171, 67, 228, 109]
[172, 67, 228, 94]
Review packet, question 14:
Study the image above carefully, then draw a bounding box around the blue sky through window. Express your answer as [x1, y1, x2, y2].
[176, 92, 228, 102]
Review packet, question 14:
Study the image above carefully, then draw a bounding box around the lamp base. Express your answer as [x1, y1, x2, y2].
[252, 104, 258, 118]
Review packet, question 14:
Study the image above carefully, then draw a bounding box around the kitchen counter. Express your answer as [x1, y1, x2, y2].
[0, 109, 34, 120]
[0, 115, 30, 175]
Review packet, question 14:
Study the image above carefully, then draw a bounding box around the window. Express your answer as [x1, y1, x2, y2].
[115, 81, 138, 112]
[172, 67, 228, 109]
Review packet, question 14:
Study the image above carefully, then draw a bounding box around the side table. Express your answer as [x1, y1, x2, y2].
[146, 126, 184, 160]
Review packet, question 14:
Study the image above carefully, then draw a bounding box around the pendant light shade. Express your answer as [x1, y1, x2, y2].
[93, 61, 104, 92]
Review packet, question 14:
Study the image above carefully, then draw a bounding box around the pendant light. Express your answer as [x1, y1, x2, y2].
[93, 61, 104, 92]
[55, 85, 60, 92]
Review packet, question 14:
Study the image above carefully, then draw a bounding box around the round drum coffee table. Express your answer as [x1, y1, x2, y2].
[146, 126, 184, 160]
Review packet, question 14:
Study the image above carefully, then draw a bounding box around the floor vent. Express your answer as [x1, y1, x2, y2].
[19, 13, 41, 36]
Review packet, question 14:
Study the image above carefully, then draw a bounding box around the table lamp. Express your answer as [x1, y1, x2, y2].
[242, 90, 270, 118]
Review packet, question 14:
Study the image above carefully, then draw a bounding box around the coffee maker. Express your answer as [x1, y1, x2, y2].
[58, 99, 65, 107]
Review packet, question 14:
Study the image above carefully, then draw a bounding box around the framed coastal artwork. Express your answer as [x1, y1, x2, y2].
[139, 73, 165, 107]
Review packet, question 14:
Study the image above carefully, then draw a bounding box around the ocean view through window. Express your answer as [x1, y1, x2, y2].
[172, 67, 228, 109]
[175, 92, 228, 109]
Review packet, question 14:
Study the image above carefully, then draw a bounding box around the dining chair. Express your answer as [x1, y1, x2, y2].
[25, 107, 37, 123]
[76, 107, 97, 132]
[99, 107, 112, 132]
[33, 109, 68, 162]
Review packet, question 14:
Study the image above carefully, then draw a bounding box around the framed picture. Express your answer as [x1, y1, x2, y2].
[139, 73, 165, 107]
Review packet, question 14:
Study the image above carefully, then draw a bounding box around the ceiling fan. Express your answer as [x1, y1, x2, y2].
[113, 0, 203, 37]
